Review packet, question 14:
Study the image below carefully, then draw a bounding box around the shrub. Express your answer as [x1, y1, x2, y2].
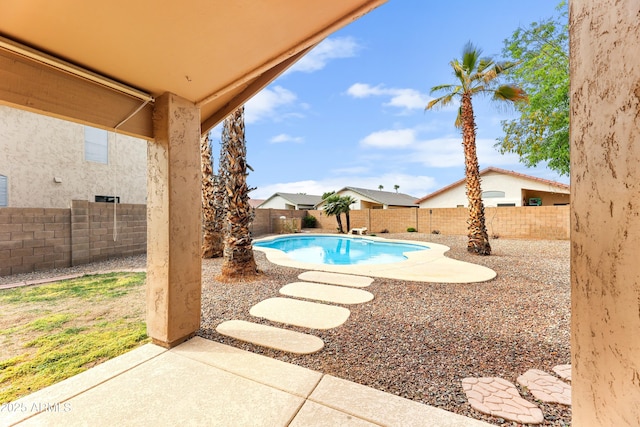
[380, 229, 389, 233]
[431, 229, 440, 234]
[407, 227, 417, 232]
[302, 213, 317, 228]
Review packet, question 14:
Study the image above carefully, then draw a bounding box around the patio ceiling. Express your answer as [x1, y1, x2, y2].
[0, 0, 386, 139]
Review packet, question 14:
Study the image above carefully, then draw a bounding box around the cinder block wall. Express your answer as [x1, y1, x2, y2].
[0, 207, 71, 275]
[0, 201, 146, 276]
[71, 201, 146, 266]
[267, 206, 570, 240]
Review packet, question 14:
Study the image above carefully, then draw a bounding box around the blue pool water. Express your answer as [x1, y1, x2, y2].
[253, 235, 428, 265]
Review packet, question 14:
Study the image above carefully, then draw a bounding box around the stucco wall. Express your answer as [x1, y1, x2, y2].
[570, 0, 640, 425]
[418, 171, 570, 208]
[0, 105, 147, 208]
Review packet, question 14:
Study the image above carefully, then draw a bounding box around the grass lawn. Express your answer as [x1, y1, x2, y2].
[0, 272, 149, 404]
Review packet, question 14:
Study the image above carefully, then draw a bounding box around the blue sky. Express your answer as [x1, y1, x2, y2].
[210, 0, 567, 200]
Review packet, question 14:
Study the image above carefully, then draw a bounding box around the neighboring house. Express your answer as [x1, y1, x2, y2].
[0, 106, 147, 208]
[257, 192, 323, 210]
[248, 199, 265, 209]
[415, 167, 570, 208]
[315, 187, 418, 210]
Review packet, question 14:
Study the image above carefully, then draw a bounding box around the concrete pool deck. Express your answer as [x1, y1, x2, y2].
[253, 234, 497, 283]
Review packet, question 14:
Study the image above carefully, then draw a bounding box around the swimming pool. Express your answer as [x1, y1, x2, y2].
[253, 235, 429, 265]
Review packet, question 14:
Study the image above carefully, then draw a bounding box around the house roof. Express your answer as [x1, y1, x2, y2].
[415, 167, 570, 204]
[248, 199, 265, 208]
[259, 192, 323, 208]
[0, 0, 386, 139]
[338, 186, 419, 207]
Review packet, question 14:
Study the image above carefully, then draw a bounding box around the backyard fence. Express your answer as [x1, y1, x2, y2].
[1, 204, 569, 276]
[0, 200, 146, 276]
[253, 206, 570, 240]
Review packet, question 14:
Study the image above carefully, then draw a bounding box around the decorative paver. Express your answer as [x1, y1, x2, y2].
[216, 320, 325, 354]
[298, 271, 373, 288]
[553, 364, 572, 382]
[280, 282, 374, 305]
[250, 297, 351, 330]
[517, 369, 571, 405]
[461, 377, 544, 425]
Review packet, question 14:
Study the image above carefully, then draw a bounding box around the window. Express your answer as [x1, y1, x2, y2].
[95, 195, 120, 203]
[482, 190, 505, 198]
[0, 175, 6, 207]
[85, 127, 108, 164]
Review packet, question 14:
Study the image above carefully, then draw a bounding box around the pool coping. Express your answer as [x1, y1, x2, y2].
[253, 234, 496, 284]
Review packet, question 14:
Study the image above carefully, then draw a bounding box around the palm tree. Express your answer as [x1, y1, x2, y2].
[378, 185, 384, 191]
[339, 196, 357, 232]
[426, 42, 527, 255]
[219, 106, 258, 278]
[201, 133, 224, 258]
[323, 194, 344, 233]
[393, 184, 399, 193]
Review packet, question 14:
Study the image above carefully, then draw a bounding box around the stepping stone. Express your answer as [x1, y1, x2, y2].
[462, 377, 544, 425]
[280, 282, 374, 305]
[517, 369, 571, 405]
[553, 364, 572, 382]
[250, 297, 350, 330]
[298, 271, 373, 288]
[216, 320, 324, 354]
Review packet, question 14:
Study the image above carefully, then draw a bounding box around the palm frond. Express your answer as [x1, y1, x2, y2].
[430, 83, 457, 94]
[494, 85, 528, 103]
[426, 92, 458, 110]
[462, 41, 482, 73]
[454, 107, 463, 128]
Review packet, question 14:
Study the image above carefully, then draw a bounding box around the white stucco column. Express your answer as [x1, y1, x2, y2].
[570, 1, 640, 425]
[146, 92, 202, 348]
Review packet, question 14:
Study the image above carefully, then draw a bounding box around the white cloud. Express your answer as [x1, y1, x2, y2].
[250, 174, 437, 200]
[269, 133, 304, 144]
[346, 83, 432, 111]
[286, 37, 360, 74]
[245, 86, 298, 123]
[404, 136, 523, 168]
[360, 129, 416, 149]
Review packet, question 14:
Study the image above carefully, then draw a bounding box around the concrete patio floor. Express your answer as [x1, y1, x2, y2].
[4, 337, 491, 427]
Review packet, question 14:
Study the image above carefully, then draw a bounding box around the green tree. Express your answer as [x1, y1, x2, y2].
[393, 184, 399, 193]
[322, 191, 336, 200]
[378, 185, 384, 191]
[426, 42, 527, 255]
[496, 1, 569, 175]
[323, 194, 344, 233]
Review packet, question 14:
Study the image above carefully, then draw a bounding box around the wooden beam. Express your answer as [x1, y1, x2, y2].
[200, 46, 313, 134]
[0, 48, 154, 139]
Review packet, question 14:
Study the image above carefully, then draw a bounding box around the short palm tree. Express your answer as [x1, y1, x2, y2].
[426, 42, 526, 255]
[323, 194, 344, 233]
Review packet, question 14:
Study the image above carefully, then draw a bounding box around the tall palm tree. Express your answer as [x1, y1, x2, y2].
[393, 184, 399, 193]
[219, 106, 258, 278]
[378, 185, 384, 191]
[201, 133, 224, 258]
[426, 42, 527, 255]
[323, 194, 344, 233]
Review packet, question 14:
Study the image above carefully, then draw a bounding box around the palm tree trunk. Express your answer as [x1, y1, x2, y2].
[461, 93, 491, 255]
[345, 210, 351, 232]
[336, 213, 344, 233]
[201, 134, 224, 258]
[219, 106, 258, 278]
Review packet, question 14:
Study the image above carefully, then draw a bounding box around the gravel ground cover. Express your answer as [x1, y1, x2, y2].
[0, 233, 571, 426]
